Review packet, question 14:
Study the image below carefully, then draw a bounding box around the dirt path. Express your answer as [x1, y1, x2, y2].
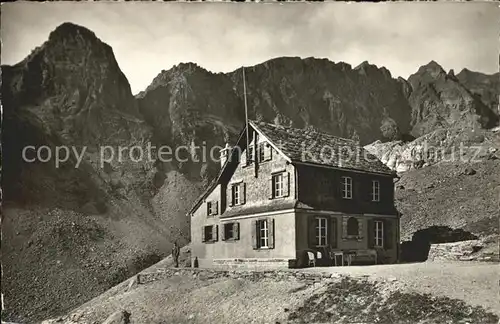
[300, 261, 500, 315]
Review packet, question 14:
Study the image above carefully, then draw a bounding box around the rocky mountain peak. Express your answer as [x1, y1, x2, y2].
[406, 60, 498, 137]
[47, 22, 99, 43]
[2, 22, 143, 147]
[410, 60, 446, 83]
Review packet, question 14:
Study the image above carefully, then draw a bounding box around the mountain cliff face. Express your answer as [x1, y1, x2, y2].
[406, 61, 498, 137]
[456, 68, 500, 116]
[2, 22, 499, 322]
[1, 23, 190, 322]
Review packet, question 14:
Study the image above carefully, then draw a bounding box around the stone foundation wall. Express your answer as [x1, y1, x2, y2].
[137, 267, 342, 286]
[212, 258, 290, 269]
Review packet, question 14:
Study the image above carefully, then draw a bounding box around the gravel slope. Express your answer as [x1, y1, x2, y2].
[42, 261, 499, 324]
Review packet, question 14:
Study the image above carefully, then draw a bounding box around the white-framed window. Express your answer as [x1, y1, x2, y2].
[258, 142, 272, 162]
[272, 173, 284, 198]
[341, 176, 352, 199]
[231, 182, 245, 206]
[374, 220, 384, 247]
[372, 180, 380, 202]
[315, 217, 328, 246]
[258, 219, 269, 248]
[232, 184, 240, 205]
[258, 143, 265, 162]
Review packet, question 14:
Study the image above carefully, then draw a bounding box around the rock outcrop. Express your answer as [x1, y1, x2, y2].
[406, 61, 498, 137]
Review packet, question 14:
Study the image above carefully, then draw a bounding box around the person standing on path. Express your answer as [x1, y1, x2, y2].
[172, 242, 180, 268]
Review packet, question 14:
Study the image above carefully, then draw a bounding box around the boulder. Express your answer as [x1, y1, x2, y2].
[102, 310, 131, 324]
[463, 167, 476, 175]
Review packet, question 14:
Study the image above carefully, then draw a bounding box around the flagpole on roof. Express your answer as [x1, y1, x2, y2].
[243, 66, 250, 162]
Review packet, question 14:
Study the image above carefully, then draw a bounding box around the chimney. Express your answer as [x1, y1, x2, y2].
[219, 143, 231, 167]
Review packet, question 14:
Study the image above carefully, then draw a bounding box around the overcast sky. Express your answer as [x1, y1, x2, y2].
[2, 2, 499, 94]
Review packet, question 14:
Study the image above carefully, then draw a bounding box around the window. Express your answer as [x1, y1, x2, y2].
[347, 217, 359, 236]
[258, 143, 272, 162]
[253, 218, 274, 249]
[258, 219, 269, 248]
[315, 217, 328, 246]
[202, 225, 218, 243]
[207, 201, 218, 215]
[272, 173, 284, 198]
[231, 183, 245, 205]
[222, 222, 239, 241]
[341, 176, 352, 199]
[372, 180, 380, 202]
[258, 143, 265, 162]
[374, 220, 384, 247]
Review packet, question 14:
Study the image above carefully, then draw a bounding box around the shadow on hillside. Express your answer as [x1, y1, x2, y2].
[400, 226, 477, 263]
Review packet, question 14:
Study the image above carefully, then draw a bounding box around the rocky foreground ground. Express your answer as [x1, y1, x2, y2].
[43, 260, 499, 324]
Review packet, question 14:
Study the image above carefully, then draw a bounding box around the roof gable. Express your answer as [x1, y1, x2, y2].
[188, 120, 394, 215]
[249, 120, 394, 175]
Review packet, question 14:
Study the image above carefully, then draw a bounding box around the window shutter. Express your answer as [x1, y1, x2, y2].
[268, 218, 275, 249]
[221, 224, 226, 241]
[330, 217, 337, 248]
[384, 220, 393, 249]
[367, 219, 375, 248]
[251, 220, 258, 249]
[358, 218, 364, 238]
[284, 172, 290, 197]
[201, 226, 206, 242]
[229, 186, 234, 206]
[268, 176, 274, 199]
[342, 216, 348, 239]
[214, 201, 218, 214]
[206, 202, 210, 215]
[233, 222, 240, 240]
[241, 183, 246, 204]
[308, 217, 316, 248]
[264, 144, 272, 161]
[212, 225, 218, 242]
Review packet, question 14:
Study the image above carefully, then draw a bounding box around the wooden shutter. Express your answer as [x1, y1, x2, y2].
[212, 225, 218, 242]
[251, 220, 258, 249]
[229, 186, 234, 206]
[268, 218, 275, 249]
[342, 216, 348, 238]
[201, 226, 206, 242]
[330, 217, 338, 248]
[308, 217, 316, 248]
[284, 172, 290, 197]
[268, 176, 274, 199]
[241, 183, 246, 204]
[214, 201, 218, 215]
[358, 218, 364, 238]
[367, 219, 375, 248]
[264, 144, 272, 161]
[233, 222, 240, 240]
[384, 219, 393, 249]
[221, 224, 226, 241]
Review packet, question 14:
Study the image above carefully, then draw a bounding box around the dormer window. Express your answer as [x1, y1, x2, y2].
[372, 180, 380, 202]
[341, 176, 352, 199]
[207, 201, 218, 216]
